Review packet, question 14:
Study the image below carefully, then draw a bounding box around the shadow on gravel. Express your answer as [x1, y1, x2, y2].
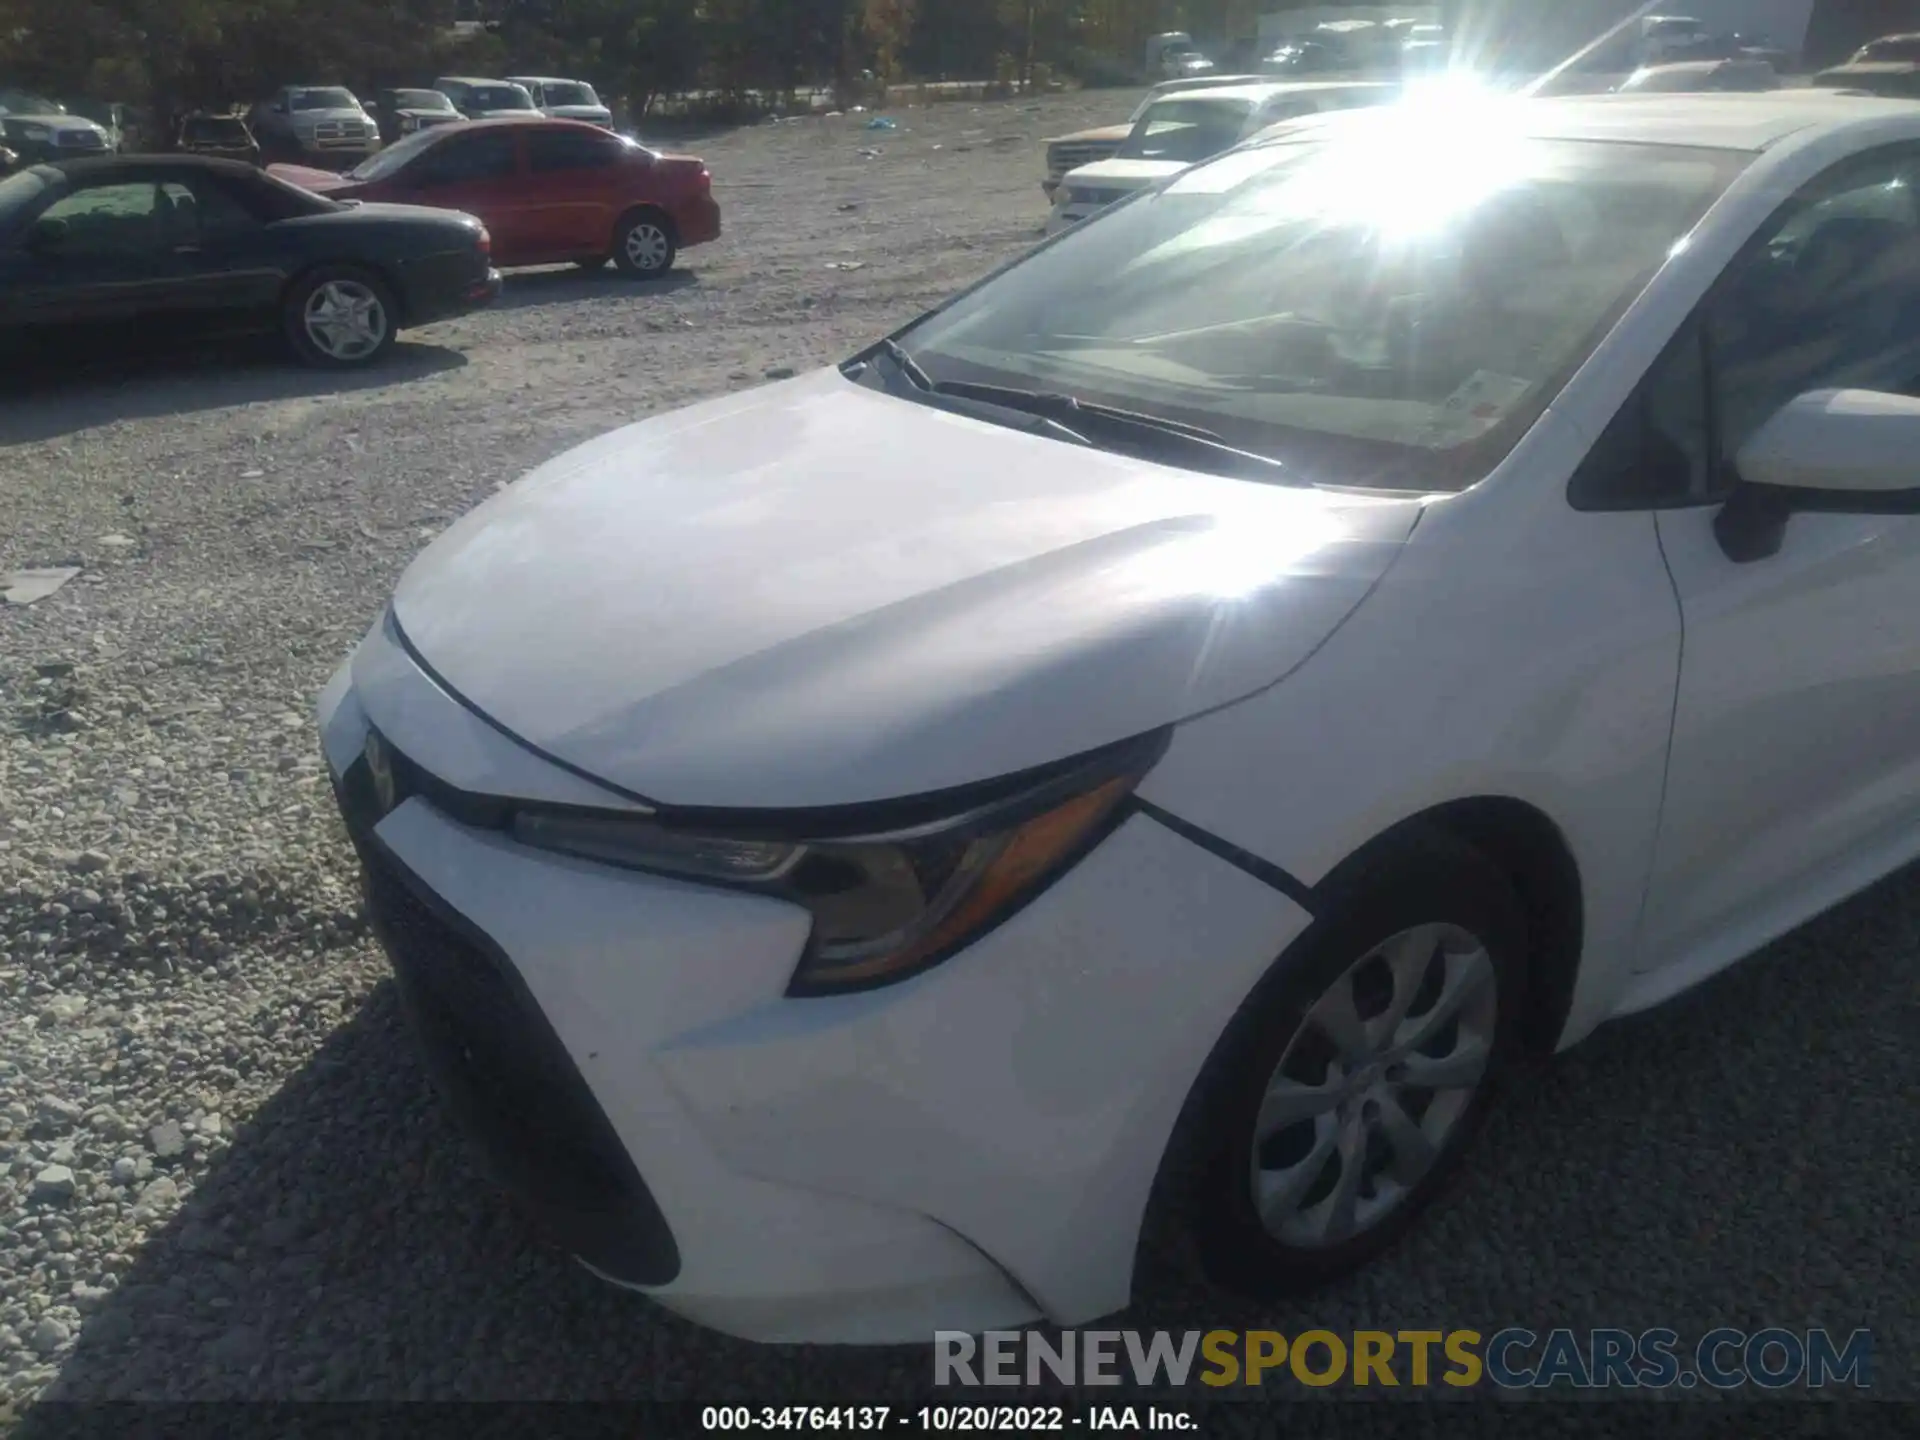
[21, 979, 932, 1406]
[19, 864, 1920, 1410]
[491, 267, 700, 312]
[0, 343, 469, 446]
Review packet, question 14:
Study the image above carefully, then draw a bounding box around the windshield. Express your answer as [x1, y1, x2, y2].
[467, 85, 534, 111]
[347, 125, 445, 180]
[292, 88, 358, 112]
[538, 82, 599, 107]
[1861, 37, 1920, 63]
[1118, 98, 1253, 163]
[0, 92, 64, 116]
[892, 128, 1747, 492]
[393, 90, 454, 111]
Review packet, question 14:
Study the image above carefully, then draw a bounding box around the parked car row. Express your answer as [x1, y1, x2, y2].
[0, 113, 721, 372]
[1045, 80, 1396, 234]
[240, 75, 612, 169]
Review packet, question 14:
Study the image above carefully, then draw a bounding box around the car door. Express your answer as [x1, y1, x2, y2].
[397, 128, 529, 261]
[521, 126, 626, 261]
[153, 172, 289, 336]
[1634, 143, 1920, 974]
[0, 178, 181, 356]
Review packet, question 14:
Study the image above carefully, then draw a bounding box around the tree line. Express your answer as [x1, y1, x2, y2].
[0, 0, 1268, 124]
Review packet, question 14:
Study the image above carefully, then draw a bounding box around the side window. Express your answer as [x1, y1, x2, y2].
[1708, 149, 1920, 460]
[526, 128, 622, 174]
[410, 131, 518, 188]
[1570, 146, 1920, 511]
[34, 183, 162, 257]
[161, 177, 262, 244]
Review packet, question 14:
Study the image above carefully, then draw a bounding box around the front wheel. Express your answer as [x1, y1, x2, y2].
[1150, 827, 1529, 1298]
[284, 266, 398, 369]
[612, 210, 677, 279]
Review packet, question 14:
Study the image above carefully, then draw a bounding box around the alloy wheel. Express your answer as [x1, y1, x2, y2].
[1249, 922, 1498, 1249]
[303, 279, 388, 361]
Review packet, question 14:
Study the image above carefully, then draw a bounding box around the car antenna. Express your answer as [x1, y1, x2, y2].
[1519, 0, 1668, 98]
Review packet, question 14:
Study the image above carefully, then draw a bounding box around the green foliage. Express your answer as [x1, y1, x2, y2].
[0, 0, 1156, 124]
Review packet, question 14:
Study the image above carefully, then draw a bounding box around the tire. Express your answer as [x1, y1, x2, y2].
[283, 265, 400, 370]
[612, 209, 677, 278]
[1147, 826, 1529, 1299]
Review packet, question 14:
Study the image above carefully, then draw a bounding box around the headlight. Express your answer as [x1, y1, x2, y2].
[509, 731, 1167, 995]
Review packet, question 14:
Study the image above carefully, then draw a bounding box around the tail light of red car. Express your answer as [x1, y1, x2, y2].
[474, 225, 491, 257]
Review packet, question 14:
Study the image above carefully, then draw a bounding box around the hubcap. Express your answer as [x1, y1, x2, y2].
[624, 222, 669, 271]
[1249, 923, 1497, 1249]
[303, 279, 387, 360]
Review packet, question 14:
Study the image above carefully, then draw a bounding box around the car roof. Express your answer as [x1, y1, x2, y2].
[437, 76, 518, 86]
[1506, 90, 1920, 150]
[505, 75, 588, 85]
[40, 155, 263, 181]
[450, 114, 603, 133]
[1153, 80, 1396, 106]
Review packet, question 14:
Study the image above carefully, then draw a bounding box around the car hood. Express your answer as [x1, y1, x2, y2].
[6, 113, 104, 133]
[1046, 123, 1132, 146]
[1063, 157, 1185, 188]
[545, 105, 612, 122]
[386, 369, 1423, 810]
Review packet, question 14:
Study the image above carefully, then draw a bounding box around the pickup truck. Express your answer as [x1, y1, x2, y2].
[249, 86, 382, 167]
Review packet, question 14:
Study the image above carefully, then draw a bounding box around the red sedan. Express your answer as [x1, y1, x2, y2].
[270, 117, 718, 277]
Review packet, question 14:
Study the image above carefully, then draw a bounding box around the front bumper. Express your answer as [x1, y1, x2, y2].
[317, 627, 1308, 1342]
[676, 193, 722, 248]
[402, 262, 502, 327]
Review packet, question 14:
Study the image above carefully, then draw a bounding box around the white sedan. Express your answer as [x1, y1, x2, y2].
[320, 90, 1920, 1343]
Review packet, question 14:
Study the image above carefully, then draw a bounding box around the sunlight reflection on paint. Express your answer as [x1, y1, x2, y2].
[1125, 509, 1347, 604]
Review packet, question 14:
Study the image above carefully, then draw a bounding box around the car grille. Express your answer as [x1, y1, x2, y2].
[56, 130, 106, 150]
[312, 120, 372, 145]
[335, 741, 682, 1286]
[1047, 139, 1121, 180]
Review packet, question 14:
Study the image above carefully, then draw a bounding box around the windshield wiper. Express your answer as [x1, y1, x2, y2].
[928, 379, 1297, 482]
[875, 337, 934, 391]
[866, 339, 1092, 449]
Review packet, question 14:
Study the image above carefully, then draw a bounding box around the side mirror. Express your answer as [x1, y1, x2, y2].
[1715, 389, 1920, 562]
[25, 216, 70, 253]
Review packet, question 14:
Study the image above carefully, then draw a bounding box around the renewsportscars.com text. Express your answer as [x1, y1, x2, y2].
[934, 1327, 1872, 1391]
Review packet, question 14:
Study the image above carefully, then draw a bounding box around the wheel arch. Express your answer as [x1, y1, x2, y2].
[281, 257, 409, 327]
[1316, 796, 1585, 1059]
[617, 202, 679, 246]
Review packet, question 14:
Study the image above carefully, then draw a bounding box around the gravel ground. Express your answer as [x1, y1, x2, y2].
[1, 89, 1914, 1423]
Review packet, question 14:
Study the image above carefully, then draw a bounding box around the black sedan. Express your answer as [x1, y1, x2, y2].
[0, 155, 501, 370]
